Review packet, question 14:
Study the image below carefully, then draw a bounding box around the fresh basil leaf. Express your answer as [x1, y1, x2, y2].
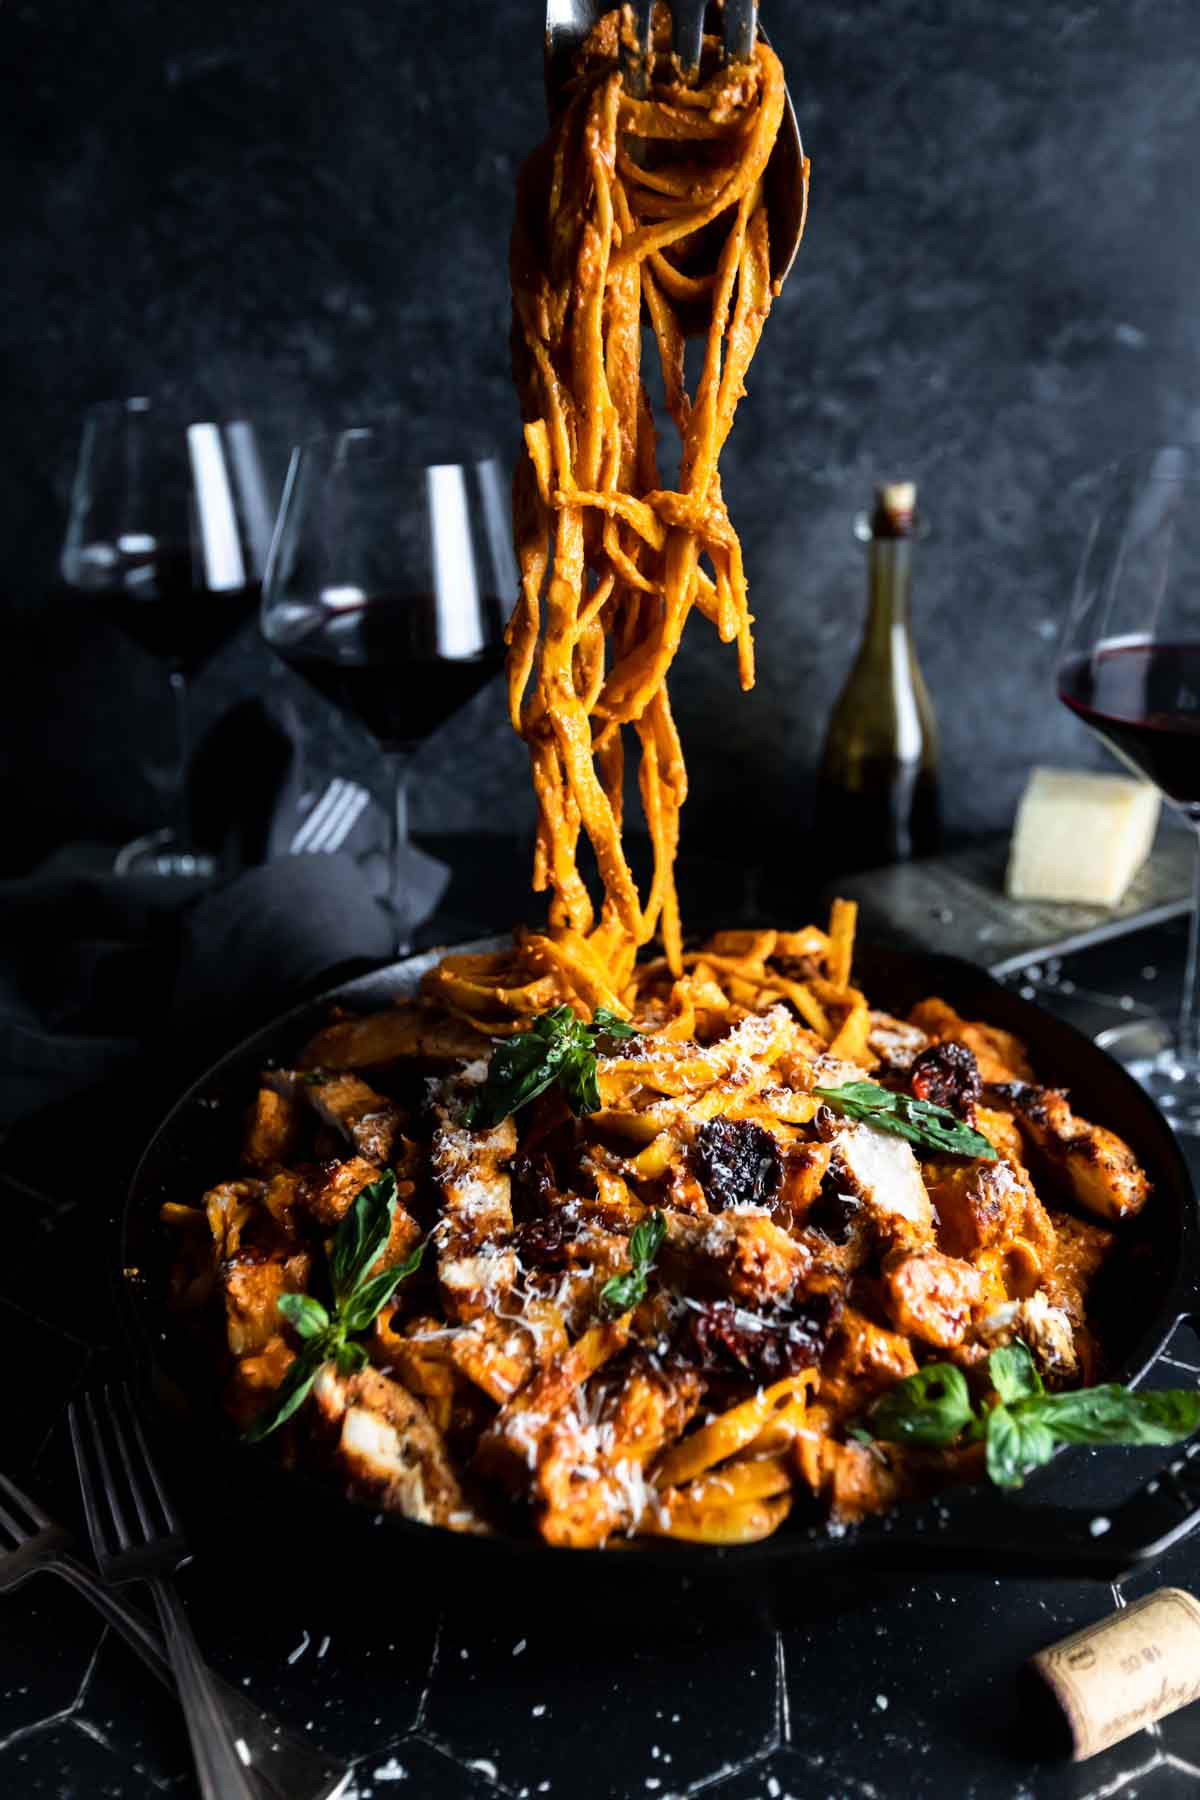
[1026, 1385, 1200, 1447]
[335, 1339, 369, 1375]
[592, 1008, 637, 1039]
[561, 1051, 602, 1118]
[812, 1081, 998, 1162]
[628, 1209, 667, 1269]
[600, 1269, 649, 1315]
[465, 1027, 570, 1129]
[868, 1363, 976, 1448]
[243, 1343, 327, 1442]
[329, 1171, 398, 1301]
[985, 1404, 1057, 1488]
[989, 1340, 1043, 1405]
[340, 1239, 427, 1334]
[465, 1006, 625, 1128]
[276, 1292, 330, 1340]
[600, 1210, 666, 1316]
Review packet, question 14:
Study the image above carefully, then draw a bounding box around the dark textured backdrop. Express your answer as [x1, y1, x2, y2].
[4, 0, 1200, 873]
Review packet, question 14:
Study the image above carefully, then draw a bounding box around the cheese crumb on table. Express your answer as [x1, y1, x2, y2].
[1005, 766, 1161, 907]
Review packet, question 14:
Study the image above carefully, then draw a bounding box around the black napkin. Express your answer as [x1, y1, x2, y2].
[0, 696, 449, 1130]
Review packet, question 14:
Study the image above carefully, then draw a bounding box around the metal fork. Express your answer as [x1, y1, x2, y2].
[544, 1, 806, 288]
[69, 1384, 263, 1800]
[0, 1463, 348, 1800]
[624, 0, 756, 91]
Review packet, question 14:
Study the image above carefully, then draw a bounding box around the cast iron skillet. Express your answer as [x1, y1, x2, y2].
[121, 938, 1200, 1605]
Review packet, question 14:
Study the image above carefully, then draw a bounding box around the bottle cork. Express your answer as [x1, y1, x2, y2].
[1029, 1588, 1200, 1761]
[870, 481, 917, 538]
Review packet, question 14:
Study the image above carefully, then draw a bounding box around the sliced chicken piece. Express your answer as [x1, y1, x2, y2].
[1043, 1211, 1115, 1327]
[300, 1073, 402, 1165]
[445, 1305, 570, 1406]
[536, 1359, 703, 1549]
[431, 1112, 518, 1322]
[312, 1364, 481, 1530]
[974, 1104, 1026, 1168]
[665, 1209, 811, 1305]
[476, 1319, 631, 1491]
[261, 1169, 306, 1238]
[241, 1088, 303, 1172]
[979, 1290, 1079, 1387]
[866, 1012, 930, 1074]
[299, 1155, 380, 1227]
[776, 1139, 833, 1225]
[220, 1248, 312, 1357]
[814, 1114, 935, 1253]
[373, 1313, 460, 1432]
[300, 1004, 488, 1072]
[998, 1084, 1150, 1221]
[908, 997, 1034, 1084]
[928, 1156, 1055, 1267]
[883, 1247, 983, 1349]
[820, 1307, 919, 1414]
[203, 1180, 266, 1261]
[825, 1440, 905, 1524]
[439, 1243, 521, 1324]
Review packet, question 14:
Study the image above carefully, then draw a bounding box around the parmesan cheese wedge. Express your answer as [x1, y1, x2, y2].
[1006, 767, 1160, 907]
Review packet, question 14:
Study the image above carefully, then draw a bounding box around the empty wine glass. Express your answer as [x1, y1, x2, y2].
[1058, 447, 1200, 1131]
[60, 397, 282, 876]
[261, 425, 518, 950]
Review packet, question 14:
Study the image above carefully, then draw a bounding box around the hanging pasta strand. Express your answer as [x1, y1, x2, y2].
[424, 6, 807, 1027]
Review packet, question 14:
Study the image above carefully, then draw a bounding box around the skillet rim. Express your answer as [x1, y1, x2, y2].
[119, 936, 1200, 1577]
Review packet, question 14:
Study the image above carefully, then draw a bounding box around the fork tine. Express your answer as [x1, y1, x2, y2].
[0, 1469, 51, 1533]
[672, 0, 708, 82]
[0, 1493, 28, 1548]
[623, 0, 655, 99]
[722, 0, 756, 63]
[70, 1391, 130, 1556]
[114, 1383, 183, 1539]
[104, 1385, 160, 1544]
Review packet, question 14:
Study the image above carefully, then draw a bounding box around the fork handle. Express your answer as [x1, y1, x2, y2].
[147, 1575, 264, 1800]
[50, 1558, 347, 1800]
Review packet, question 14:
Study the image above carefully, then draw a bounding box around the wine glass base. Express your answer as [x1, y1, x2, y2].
[1095, 1018, 1200, 1135]
[113, 829, 215, 880]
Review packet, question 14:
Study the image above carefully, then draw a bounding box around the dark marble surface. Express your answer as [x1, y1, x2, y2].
[3, 895, 1200, 1800]
[5, 0, 1200, 874]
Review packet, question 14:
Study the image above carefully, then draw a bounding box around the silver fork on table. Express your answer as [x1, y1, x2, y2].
[0, 1460, 348, 1799]
[544, 0, 806, 287]
[68, 1383, 333, 1800]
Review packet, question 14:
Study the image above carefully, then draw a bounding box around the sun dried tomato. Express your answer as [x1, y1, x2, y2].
[676, 1292, 841, 1384]
[691, 1117, 781, 1214]
[511, 1212, 579, 1269]
[910, 1040, 981, 1120]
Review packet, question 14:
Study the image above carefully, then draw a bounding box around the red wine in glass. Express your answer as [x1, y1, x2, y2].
[60, 401, 283, 874]
[66, 541, 261, 677]
[1057, 642, 1200, 820]
[260, 434, 517, 950]
[270, 595, 507, 750]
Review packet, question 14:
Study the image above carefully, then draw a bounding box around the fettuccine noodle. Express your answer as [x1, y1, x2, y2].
[501, 5, 803, 993]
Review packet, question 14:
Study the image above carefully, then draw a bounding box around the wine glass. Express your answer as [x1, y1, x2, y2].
[261, 425, 517, 951]
[1058, 446, 1200, 1132]
[60, 397, 282, 876]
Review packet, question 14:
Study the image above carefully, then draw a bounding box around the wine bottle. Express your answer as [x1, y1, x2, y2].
[814, 481, 941, 873]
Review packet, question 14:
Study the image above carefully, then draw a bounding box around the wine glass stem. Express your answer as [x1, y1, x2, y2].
[385, 749, 415, 955]
[168, 666, 193, 855]
[1177, 825, 1200, 1072]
